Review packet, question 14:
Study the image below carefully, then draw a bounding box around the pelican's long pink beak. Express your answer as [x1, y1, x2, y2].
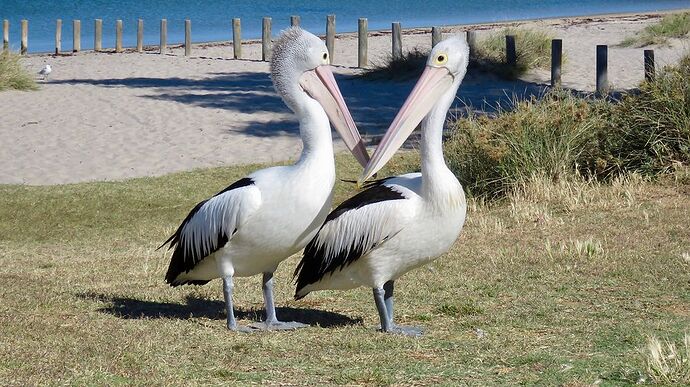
[300, 66, 370, 168]
[359, 66, 454, 184]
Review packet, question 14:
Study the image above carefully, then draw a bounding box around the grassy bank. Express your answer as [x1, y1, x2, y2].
[0, 51, 37, 91]
[621, 11, 690, 47]
[0, 152, 688, 385]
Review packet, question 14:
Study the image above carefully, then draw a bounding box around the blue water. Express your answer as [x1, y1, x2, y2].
[2, 0, 688, 53]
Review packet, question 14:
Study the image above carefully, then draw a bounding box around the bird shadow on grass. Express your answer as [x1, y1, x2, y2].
[77, 292, 362, 328]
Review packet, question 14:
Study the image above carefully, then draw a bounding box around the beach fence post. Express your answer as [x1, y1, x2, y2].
[392, 22, 402, 59]
[262, 17, 272, 61]
[596, 44, 608, 95]
[94, 19, 102, 52]
[160, 19, 167, 54]
[644, 49, 655, 82]
[116, 20, 123, 52]
[358, 18, 368, 68]
[290, 15, 300, 27]
[20, 20, 28, 55]
[232, 18, 241, 59]
[2, 20, 8, 52]
[432, 26, 442, 47]
[466, 30, 476, 56]
[550, 39, 562, 87]
[185, 19, 191, 56]
[505, 35, 516, 66]
[73, 20, 81, 53]
[137, 19, 144, 52]
[55, 19, 62, 54]
[326, 15, 335, 61]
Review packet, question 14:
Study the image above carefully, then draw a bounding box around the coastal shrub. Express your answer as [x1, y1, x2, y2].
[471, 27, 556, 79]
[621, 12, 690, 47]
[361, 48, 427, 81]
[445, 53, 690, 199]
[444, 90, 601, 198]
[0, 51, 37, 91]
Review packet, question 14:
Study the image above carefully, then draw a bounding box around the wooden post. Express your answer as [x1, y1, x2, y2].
[596, 44, 608, 95]
[466, 30, 476, 55]
[326, 15, 335, 61]
[505, 35, 516, 66]
[2, 20, 8, 52]
[644, 49, 655, 82]
[550, 39, 562, 87]
[94, 19, 102, 51]
[358, 18, 368, 68]
[137, 19, 143, 52]
[160, 19, 167, 53]
[232, 18, 241, 59]
[392, 22, 402, 59]
[432, 26, 442, 47]
[262, 17, 271, 61]
[185, 19, 191, 56]
[20, 20, 28, 55]
[72, 20, 81, 52]
[290, 15, 300, 27]
[116, 20, 123, 52]
[55, 19, 62, 54]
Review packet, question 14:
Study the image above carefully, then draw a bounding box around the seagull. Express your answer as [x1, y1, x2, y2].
[160, 27, 370, 332]
[293, 36, 470, 336]
[38, 64, 52, 80]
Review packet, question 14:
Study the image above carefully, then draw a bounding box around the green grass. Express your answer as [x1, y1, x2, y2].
[0, 51, 37, 91]
[1, 151, 689, 385]
[446, 53, 690, 199]
[621, 12, 690, 47]
[472, 27, 557, 79]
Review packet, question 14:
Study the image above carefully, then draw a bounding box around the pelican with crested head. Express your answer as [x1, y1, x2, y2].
[160, 27, 369, 332]
[294, 36, 469, 336]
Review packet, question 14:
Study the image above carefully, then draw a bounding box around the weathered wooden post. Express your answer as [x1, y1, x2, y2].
[326, 15, 335, 61]
[94, 19, 102, 51]
[392, 22, 402, 59]
[358, 18, 368, 68]
[160, 19, 167, 53]
[506, 35, 517, 66]
[550, 39, 562, 87]
[432, 26, 442, 47]
[644, 49, 655, 82]
[20, 20, 28, 55]
[290, 15, 300, 27]
[466, 30, 476, 55]
[232, 18, 241, 59]
[72, 20, 81, 52]
[185, 19, 191, 56]
[116, 20, 123, 52]
[2, 20, 8, 52]
[596, 44, 608, 95]
[55, 19, 62, 54]
[137, 19, 144, 52]
[262, 17, 271, 61]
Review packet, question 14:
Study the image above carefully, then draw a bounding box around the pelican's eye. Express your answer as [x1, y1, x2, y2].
[434, 53, 448, 65]
[322, 52, 329, 61]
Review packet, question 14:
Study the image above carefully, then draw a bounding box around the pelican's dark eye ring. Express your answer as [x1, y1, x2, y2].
[323, 52, 328, 60]
[435, 54, 448, 64]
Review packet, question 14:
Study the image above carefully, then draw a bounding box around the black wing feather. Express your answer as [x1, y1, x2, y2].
[161, 177, 254, 286]
[294, 184, 405, 297]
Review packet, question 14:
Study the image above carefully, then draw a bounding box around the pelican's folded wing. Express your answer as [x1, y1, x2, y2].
[161, 177, 262, 285]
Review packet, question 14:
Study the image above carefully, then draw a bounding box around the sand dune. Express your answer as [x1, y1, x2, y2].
[1, 11, 687, 185]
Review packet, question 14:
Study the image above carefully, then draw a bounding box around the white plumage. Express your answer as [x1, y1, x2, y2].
[38, 64, 51, 80]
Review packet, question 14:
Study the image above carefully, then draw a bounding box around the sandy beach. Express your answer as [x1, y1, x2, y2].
[1, 11, 688, 185]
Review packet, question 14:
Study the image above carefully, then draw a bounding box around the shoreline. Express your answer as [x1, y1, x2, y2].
[17, 9, 688, 57]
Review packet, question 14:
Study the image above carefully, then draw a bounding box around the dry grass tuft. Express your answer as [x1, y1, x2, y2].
[360, 49, 428, 81]
[0, 51, 38, 91]
[621, 12, 690, 47]
[645, 333, 690, 384]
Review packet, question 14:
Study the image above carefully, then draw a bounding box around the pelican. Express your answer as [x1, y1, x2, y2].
[294, 36, 469, 336]
[160, 27, 369, 332]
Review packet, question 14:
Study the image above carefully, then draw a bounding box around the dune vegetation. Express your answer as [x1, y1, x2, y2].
[0, 51, 37, 91]
[621, 11, 690, 47]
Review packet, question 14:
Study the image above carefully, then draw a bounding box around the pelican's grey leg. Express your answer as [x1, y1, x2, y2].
[222, 276, 253, 333]
[376, 281, 423, 336]
[248, 272, 308, 331]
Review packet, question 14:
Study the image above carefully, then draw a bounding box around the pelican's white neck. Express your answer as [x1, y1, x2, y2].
[285, 86, 334, 167]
